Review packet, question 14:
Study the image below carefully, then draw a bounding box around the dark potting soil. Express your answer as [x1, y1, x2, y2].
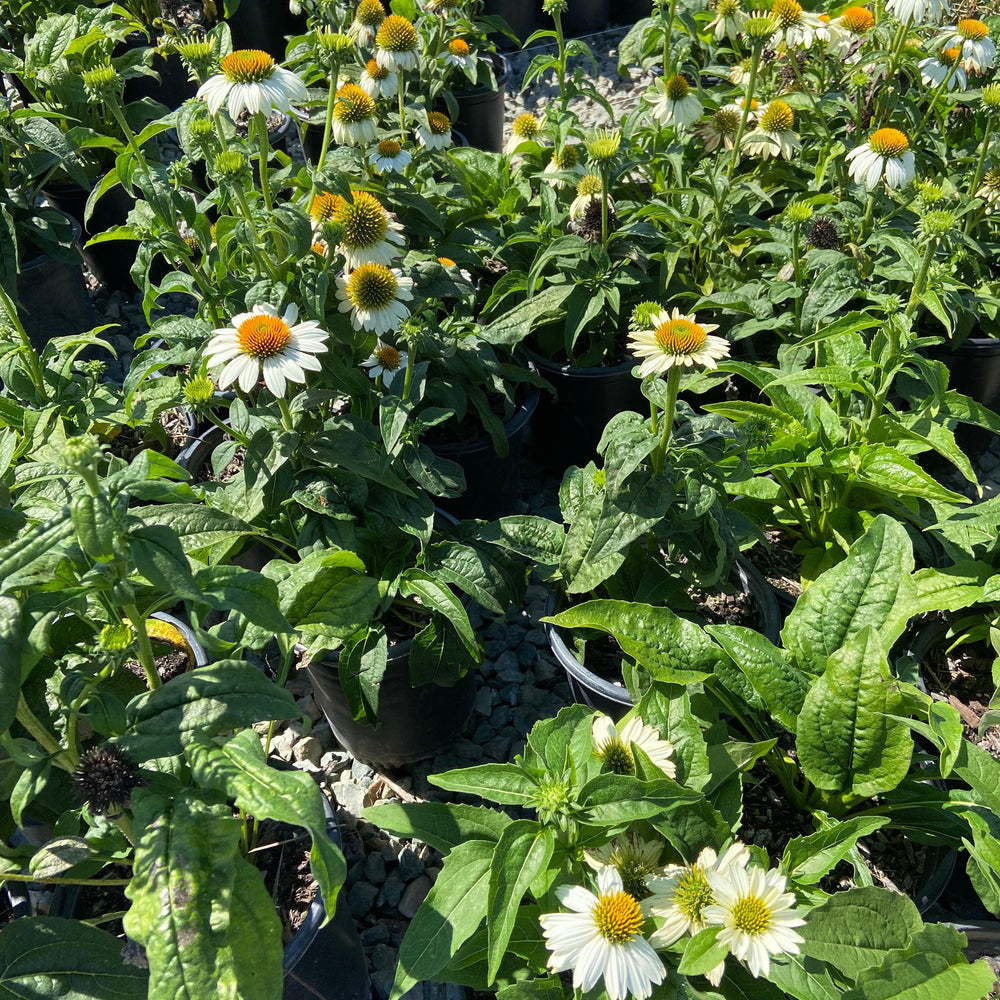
[921, 638, 1000, 762]
[745, 530, 803, 607]
[107, 407, 193, 462]
[249, 817, 319, 942]
[125, 649, 192, 685]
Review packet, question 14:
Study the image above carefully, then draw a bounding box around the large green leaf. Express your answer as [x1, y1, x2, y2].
[799, 887, 922, 979]
[782, 514, 913, 672]
[185, 730, 345, 918]
[858, 444, 968, 504]
[194, 566, 291, 634]
[337, 625, 387, 725]
[0, 597, 22, 736]
[130, 524, 204, 603]
[544, 601, 722, 684]
[523, 703, 599, 778]
[0, 916, 148, 999]
[780, 817, 889, 882]
[120, 662, 300, 759]
[363, 802, 512, 852]
[389, 840, 495, 1000]
[706, 624, 811, 732]
[400, 569, 478, 658]
[430, 763, 540, 806]
[486, 821, 554, 982]
[796, 627, 912, 797]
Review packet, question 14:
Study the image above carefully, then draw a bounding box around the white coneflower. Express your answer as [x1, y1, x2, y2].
[886, 0, 949, 25]
[707, 0, 748, 43]
[939, 18, 996, 74]
[331, 83, 379, 146]
[327, 190, 405, 268]
[645, 843, 751, 985]
[569, 174, 609, 220]
[976, 165, 1000, 212]
[348, 0, 385, 43]
[505, 111, 543, 153]
[336, 263, 414, 334]
[443, 37, 475, 69]
[204, 303, 328, 397]
[698, 105, 743, 151]
[628, 307, 730, 376]
[375, 14, 421, 72]
[359, 58, 398, 99]
[543, 144, 585, 187]
[919, 45, 967, 88]
[827, 6, 874, 56]
[846, 127, 915, 188]
[648, 74, 703, 129]
[741, 100, 801, 159]
[592, 713, 677, 778]
[769, 0, 823, 48]
[704, 866, 806, 979]
[197, 49, 307, 120]
[415, 111, 453, 149]
[368, 137, 412, 173]
[584, 834, 664, 902]
[540, 867, 667, 1000]
[361, 339, 408, 386]
[729, 57, 753, 86]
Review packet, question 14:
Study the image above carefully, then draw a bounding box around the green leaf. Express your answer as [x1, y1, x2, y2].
[0, 597, 22, 736]
[706, 625, 810, 732]
[130, 504, 255, 555]
[390, 840, 495, 1000]
[363, 802, 513, 852]
[523, 703, 597, 777]
[766, 953, 843, 1000]
[185, 730, 345, 919]
[400, 570, 478, 659]
[959, 811, 1000, 917]
[677, 926, 727, 976]
[486, 821, 554, 982]
[782, 514, 914, 672]
[780, 817, 889, 882]
[28, 836, 100, 879]
[858, 444, 967, 504]
[929, 701, 964, 779]
[0, 916, 148, 998]
[120, 662, 300, 759]
[796, 627, 913, 796]
[543, 601, 722, 684]
[430, 763, 540, 806]
[130, 524, 204, 602]
[800, 886, 922, 979]
[194, 566, 291, 634]
[123, 790, 248, 1000]
[337, 625, 387, 725]
[486, 515, 565, 566]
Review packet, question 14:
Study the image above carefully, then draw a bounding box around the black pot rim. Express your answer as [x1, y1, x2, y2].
[526, 347, 638, 379]
[428, 384, 541, 458]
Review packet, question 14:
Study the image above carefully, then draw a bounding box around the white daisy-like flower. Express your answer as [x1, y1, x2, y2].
[629, 307, 730, 376]
[312, 189, 404, 268]
[703, 866, 806, 979]
[584, 833, 664, 901]
[886, 0, 949, 24]
[769, 0, 823, 48]
[204, 303, 328, 397]
[592, 713, 677, 778]
[707, 0, 748, 43]
[443, 37, 475, 69]
[362, 339, 408, 386]
[505, 111, 543, 153]
[348, 0, 385, 44]
[415, 111, 453, 149]
[336, 263, 414, 334]
[542, 145, 585, 188]
[648, 74, 703, 129]
[368, 137, 412, 173]
[741, 100, 801, 160]
[569, 174, 611, 221]
[540, 866, 667, 1000]
[938, 18, 996, 74]
[197, 49, 307, 121]
[698, 105, 743, 151]
[845, 127, 916, 188]
[331, 83, 379, 147]
[977, 165, 1000, 213]
[360, 58, 398, 100]
[375, 14, 421, 72]
[919, 45, 967, 88]
[729, 58, 752, 86]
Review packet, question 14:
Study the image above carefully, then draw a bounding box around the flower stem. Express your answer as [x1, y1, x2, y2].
[14, 698, 74, 772]
[905, 235, 939, 317]
[965, 124, 994, 236]
[254, 112, 273, 214]
[398, 71, 407, 142]
[124, 605, 161, 690]
[652, 366, 681, 474]
[316, 66, 339, 174]
[725, 43, 762, 187]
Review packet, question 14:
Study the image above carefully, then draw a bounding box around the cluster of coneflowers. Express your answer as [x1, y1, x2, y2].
[538, 713, 805, 1000]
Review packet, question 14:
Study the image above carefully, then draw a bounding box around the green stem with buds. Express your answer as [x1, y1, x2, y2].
[905, 235, 939, 317]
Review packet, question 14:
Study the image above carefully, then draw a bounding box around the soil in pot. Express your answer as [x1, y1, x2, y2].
[744, 530, 803, 613]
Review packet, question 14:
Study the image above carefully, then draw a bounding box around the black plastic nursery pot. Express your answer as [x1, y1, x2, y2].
[16, 213, 100, 351]
[561, 0, 610, 36]
[120, 33, 198, 110]
[527, 350, 647, 473]
[611, 0, 653, 23]
[42, 181, 138, 292]
[482, 0, 540, 47]
[227, 0, 307, 60]
[452, 53, 513, 154]
[429, 385, 541, 520]
[544, 559, 782, 719]
[926, 336, 1000, 458]
[306, 641, 477, 771]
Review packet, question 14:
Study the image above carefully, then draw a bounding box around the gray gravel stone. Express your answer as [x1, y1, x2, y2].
[372, 943, 397, 971]
[500, 683, 520, 706]
[491, 705, 514, 728]
[351, 759, 375, 783]
[382, 872, 405, 907]
[473, 686, 494, 715]
[360, 923, 391, 946]
[335, 781, 367, 817]
[365, 853, 387, 884]
[485, 639, 507, 659]
[371, 969, 395, 1000]
[398, 875, 432, 918]
[397, 847, 425, 881]
[292, 736, 323, 766]
[348, 881, 379, 918]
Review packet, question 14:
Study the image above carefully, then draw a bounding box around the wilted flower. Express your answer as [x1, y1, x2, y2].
[349, 0, 385, 43]
[741, 100, 801, 159]
[542, 143, 584, 187]
[919, 45, 967, 88]
[569, 174, 608, 220]
[74, 746, 141, 816]
[939, 18, 996, 74]
[976, 165, 1000, 212]
[707, 0, 748, 42]
[885, 0, 949, 24]
[698, 105, 743, 150]
[585, 834, 664, 901]
[360, 58, 398, 99]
